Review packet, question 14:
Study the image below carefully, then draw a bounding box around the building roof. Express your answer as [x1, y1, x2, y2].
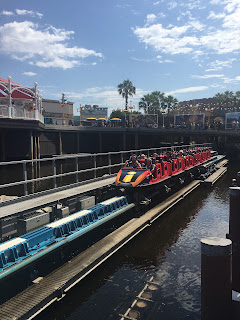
[0, 78, 35, 100]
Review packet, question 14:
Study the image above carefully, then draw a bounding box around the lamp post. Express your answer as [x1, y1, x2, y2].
[162, 110, 166, 128]
[192, 104, 198, 129]
[34, 82, 38, 111]
[60, 93, 67, 125]
[123, 108, 128, 127]
[205, 107, 214, 129]
[77, 104, 82, 126]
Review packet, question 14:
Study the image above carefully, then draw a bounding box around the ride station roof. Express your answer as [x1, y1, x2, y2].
[0, 78, 35, 100]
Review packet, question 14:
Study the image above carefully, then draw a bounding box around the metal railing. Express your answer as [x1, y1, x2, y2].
[0, 105, 44, 123]
[0, 143, 212, 197]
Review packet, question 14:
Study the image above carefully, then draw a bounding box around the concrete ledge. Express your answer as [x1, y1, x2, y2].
[203, 167, 227, 185]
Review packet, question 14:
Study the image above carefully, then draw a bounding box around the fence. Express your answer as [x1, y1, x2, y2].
[0, 143, 212, 197]
[0, 105, 44, 123]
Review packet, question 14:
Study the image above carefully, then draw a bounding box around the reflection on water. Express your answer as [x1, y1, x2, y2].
[37, 162, 237, 320]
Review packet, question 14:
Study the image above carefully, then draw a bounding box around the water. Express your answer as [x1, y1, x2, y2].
[37, 163, 237, 320]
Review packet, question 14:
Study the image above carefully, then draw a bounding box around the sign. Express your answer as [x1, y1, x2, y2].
[225, 112, 240, 129]
[174, 114, 205, 127]
[128, 114, 158, 127]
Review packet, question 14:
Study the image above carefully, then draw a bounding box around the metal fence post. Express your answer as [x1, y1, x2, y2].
[108, 154, 111, 175]
[52, 159, 57, 189]
[75, 157, 79, 183]
[22, 161, 28, 196]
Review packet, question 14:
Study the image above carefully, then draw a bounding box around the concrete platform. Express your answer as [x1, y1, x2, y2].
[0, 180, 201, 320]
[0, 176, 116, 220]
[204, 167, 227, 185]
[216, 159, 228, 169]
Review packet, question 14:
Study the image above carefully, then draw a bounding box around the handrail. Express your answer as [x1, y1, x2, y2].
[0, 143, 212, 196]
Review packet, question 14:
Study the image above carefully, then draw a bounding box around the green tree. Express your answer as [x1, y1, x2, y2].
[163, 95, 178, 112]
[139, 93, 154, 114]
[151, 91, 165, 114]
[224, 90, 234, 109]
[118, 80, 136, 111]
[109, 109, 125, 120]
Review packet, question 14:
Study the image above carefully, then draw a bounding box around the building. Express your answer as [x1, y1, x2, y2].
[43, 99, 74, 125]
[74, 105, 108, 125]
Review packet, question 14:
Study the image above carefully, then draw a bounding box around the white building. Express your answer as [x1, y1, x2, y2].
[43, 99, 74, 125]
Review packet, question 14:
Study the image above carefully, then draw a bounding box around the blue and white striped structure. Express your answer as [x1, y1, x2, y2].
[0, 196, 134, 279]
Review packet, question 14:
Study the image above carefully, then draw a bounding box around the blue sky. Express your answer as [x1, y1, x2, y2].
[0, 0, 240, 114]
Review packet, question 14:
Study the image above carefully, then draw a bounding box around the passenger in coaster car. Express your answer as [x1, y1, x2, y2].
[178, 150, 185, 159]
[125, 154, 141, 168]
[163, 151, 172, 163]
[138, 154, 147, 166]
[152, 152, 160, 164]
[144, 158, 156, 178]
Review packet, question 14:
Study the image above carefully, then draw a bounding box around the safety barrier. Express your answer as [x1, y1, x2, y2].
[0, 143, 212, 196]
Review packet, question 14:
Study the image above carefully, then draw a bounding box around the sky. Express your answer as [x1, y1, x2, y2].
[0, 0, 240, 114]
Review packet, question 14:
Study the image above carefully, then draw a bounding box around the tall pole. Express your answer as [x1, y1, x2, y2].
[61, 93, 65, 125]
[79, 104, 82, 126]
[34, 82, 38, 111]
[7, 76, 12, 118]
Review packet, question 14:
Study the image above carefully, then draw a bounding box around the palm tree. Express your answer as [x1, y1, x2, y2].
[164, 95, 178, 113]
[139, 94, 154, 114]
[235, 91, 240, 111]
[151, 91, 165, 113]
[214, 92, 225, 111]
[224, 90, 234, 110]
[118, 80, 136, 111]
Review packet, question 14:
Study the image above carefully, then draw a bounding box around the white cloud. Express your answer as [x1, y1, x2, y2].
[0, 21, 103, 69]
[166, 86, 208, 95]
[168, 2, 178, 9]
[1, 10, 14, 16]
[16, 9, 43, 18]
[189, 20, 205, 31]
[131, 57, 153, 62]
[23, 71, 37, 76]
[134, 24, 198, 54]
[205, 58, 236, 71]
[134, 0, 240, 56]
[146, 14, 157, 25]
[192, 74, 224, 79]
[222, 75, 240, 83]
[156, 56, 174, 63]
[207, 11, 226, 19]
[115, 4, 131, 9]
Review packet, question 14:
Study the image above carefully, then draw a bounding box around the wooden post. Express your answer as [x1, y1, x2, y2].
[59, 132, 62, 155]
[123, 133, 126, 151]
[30, 130, 34, 160]
[98, 132, 102, 153]
[228, 187, 240, 292]
[0, 131, 6, 161]
[37, 134, 41, 187]
[201, 237, 232, 320]
[237, 172, 240, 187]
[77, 133, 80, 154]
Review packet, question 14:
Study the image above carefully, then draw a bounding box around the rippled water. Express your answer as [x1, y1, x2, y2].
[37, 162, 238, 320]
